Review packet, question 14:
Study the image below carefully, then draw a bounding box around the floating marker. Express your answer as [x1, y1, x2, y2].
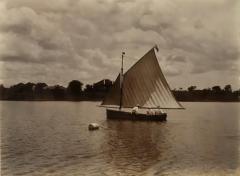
[88, 123, 100, 131]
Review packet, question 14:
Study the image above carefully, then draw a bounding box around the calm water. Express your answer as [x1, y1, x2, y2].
[0, 101, 240, 176]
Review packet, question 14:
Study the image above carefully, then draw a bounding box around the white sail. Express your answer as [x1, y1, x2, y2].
[101, 47, 183, 109]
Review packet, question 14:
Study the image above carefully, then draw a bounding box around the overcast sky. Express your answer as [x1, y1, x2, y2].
[0, 0, 239, 89]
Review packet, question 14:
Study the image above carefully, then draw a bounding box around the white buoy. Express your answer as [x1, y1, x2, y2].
[88, 123, 100, 131]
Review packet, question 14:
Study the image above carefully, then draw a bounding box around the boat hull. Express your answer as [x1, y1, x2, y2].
[106, 109, 167, 121]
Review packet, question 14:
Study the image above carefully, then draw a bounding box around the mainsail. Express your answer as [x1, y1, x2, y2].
[101, 47, 183, 109]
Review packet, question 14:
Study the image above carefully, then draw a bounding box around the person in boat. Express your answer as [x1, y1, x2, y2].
[155, 107, 164, 115]
[132, 105, 140, 114]
[146, 108, 154, 115]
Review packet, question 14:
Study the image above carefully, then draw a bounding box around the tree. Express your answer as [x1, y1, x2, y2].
[84, 84, 93, 92]
[188, 86, 197, 92]
[224, 84, 232, 92]
[67, 80, 83, 96]
[51, 85, 65, 100]
[35, 83, 48, 92]
[212, 86, 221, 93]
[0, 84, 6, 99]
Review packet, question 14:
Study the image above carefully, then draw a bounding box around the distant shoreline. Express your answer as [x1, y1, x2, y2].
[0, 99, 239, 102]
[0, 80, 239, 103]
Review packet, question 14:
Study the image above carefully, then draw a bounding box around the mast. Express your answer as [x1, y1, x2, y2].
[119, 52, 125, 110]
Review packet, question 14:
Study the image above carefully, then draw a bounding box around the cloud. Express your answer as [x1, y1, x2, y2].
[0, 0, 239, 88]
[0, 5, 75, 64]
[167, 55, 186, 63]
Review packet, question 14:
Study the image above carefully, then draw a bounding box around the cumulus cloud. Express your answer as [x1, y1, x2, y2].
[0, 0, 239, 88]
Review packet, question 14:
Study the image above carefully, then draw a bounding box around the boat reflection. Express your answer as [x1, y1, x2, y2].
[102, 120, 171, 174]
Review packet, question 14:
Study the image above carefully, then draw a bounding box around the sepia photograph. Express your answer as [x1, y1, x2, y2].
[0, 0, 239, 175]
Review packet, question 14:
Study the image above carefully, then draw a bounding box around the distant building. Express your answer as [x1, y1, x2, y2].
[93, 79, 113, 92]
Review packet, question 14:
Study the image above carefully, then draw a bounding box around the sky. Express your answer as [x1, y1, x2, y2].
[0, 0, 239, 90]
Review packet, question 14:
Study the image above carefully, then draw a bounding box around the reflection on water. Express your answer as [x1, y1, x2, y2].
[103, 121, 170, 175]
[0, 101, 240, 175]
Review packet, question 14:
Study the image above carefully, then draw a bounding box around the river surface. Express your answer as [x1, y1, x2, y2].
[0, 101, 240, 176]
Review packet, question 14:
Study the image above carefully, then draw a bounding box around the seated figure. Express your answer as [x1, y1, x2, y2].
[155, 109, 164, 115]
[146, 108, 154, 115]
[132, 105, 139, 114]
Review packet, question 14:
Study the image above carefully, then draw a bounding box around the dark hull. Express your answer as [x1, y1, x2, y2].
[106, 109, 167, 121]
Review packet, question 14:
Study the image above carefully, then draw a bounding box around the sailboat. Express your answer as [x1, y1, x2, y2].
[101, 45, 184, 121]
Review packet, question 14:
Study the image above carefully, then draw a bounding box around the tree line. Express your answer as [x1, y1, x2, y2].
[0, 80, 239, 102]
[173, 85, 239, 102]
[0, 79, 112, 101]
